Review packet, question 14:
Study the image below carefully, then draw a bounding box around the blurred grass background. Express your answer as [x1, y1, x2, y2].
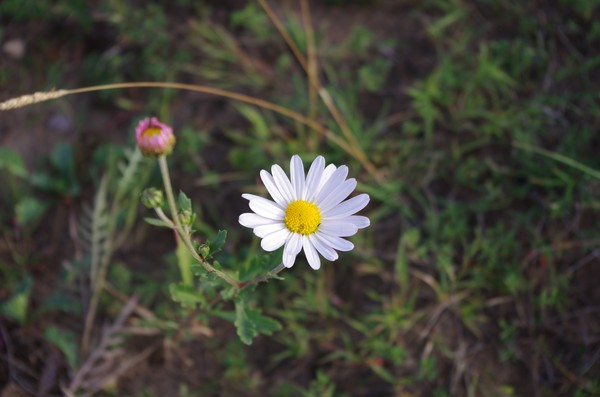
[1, 0, 600, 396]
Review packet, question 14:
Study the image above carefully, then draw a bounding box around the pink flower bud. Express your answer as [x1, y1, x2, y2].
[135, 117, 176, 157]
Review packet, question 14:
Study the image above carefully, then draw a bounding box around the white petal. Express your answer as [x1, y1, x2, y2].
[322, 194, 370, 219]
[260, 170, 287, 206]
[303, 156, 325, 200]
[239, 213, 279, 228]
[272, 164, 296, 202]
[283, 233, 302, 267]
[303, 236, 321, 270]
[319, 221, 359, 237]
[242, 193, 283, 209]
[314, 166, 349, 205]
[318, 178, 357, 212]
[317, 164, 337, 191]
[290, 155, 305, 199]
[339, 215, 370, 229]
[316, 232, 354, 252]
[253, 223, 286, 238]
[243, 194, 285, 220]
[261, 228, 290, 251]
[310, 234, 339, 261]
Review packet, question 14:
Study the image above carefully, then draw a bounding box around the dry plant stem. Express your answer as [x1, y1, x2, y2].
[258, 0, 382, 182]
[64, 296, 157, 397]
[0, 83, 359, 165]
[300, 0, 318, 128]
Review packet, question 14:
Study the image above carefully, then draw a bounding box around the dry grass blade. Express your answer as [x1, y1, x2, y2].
[258, 0, 382, 181]
[0, 90, 68, 110]
[63, 296, 156, 397]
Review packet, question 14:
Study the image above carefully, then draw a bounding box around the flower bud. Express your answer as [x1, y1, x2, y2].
[135, 117, 176, 157]
[178, 209, 196, 226]
[141, 188, 164, 209]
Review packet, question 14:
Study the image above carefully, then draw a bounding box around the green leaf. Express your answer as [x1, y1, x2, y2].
[15, 196, 48, 226]
[177, 191, 192, 212]
[176, 236, 194, 286]
[50, 143, 80, 196]
[233, 298, 281, 345]
[44, 326, 79, 369]
[210, 230, 227, 254]
[0, 276, 32, 324]
[50, 143, 75, 176]
[0, 147, 27, 178]
[235, 104, 270, 140]
[234, 299, 255, 345]
[143, 217, 172, 228]
[246, 308, 281, 335]
[169, 282, 205, 308]
[238, 252, 281, 282]
[39, 290, 81, 315]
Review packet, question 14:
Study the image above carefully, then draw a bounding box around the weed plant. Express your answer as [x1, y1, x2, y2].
[1, 1, 600, 396]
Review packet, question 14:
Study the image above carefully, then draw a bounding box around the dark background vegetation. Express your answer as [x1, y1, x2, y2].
[1, 0, 600, 396]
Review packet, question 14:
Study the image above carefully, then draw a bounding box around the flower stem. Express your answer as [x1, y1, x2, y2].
[158, 156, 193, 285]
[238, 262, 286, 290]
[157, 155, 239, 288]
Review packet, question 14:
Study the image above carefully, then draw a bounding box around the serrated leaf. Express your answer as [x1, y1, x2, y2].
[246, 308, 281, 335]
[209, 230, 227, 255]
[177, 191, 192, 212]
[233, 298, 281, 345]
[44, 326, 78, 369]
[0, 277, 32, 324]
[190, 263, 207, 276]
[169, 282, 205, 308]
[143, 217, 172, 228]
[234, 300, 256, 345]
[220, 286, 238, 301]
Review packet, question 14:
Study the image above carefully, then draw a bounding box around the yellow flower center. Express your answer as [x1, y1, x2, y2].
[142, 127, 162, 138]
[284, 200, 321, 235]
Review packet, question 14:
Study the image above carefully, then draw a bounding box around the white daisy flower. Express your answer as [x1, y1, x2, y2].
[239, 155, 370, 270]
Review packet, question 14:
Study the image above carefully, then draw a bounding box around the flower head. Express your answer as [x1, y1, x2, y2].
[135, 117, 175, 157]
[239, 155, 370, 270]
[141, 187, 164, 209]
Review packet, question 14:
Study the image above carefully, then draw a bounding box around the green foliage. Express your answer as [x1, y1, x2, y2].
[233, 294, 282, 345]
[30, 142, 80, 196]
[1, 1, 600, 396]
[44, 325, 79, 369]
[0, 147, 27, 178]
[0, 0, 93, 26]
[0, 276, 32, 324]
[169, 282, 206, 308]
[14, 196, 48, 227]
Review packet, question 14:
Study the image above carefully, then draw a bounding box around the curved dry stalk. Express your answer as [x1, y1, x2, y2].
[0, 82, 361, 167]
[257, 0, 382, 181]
